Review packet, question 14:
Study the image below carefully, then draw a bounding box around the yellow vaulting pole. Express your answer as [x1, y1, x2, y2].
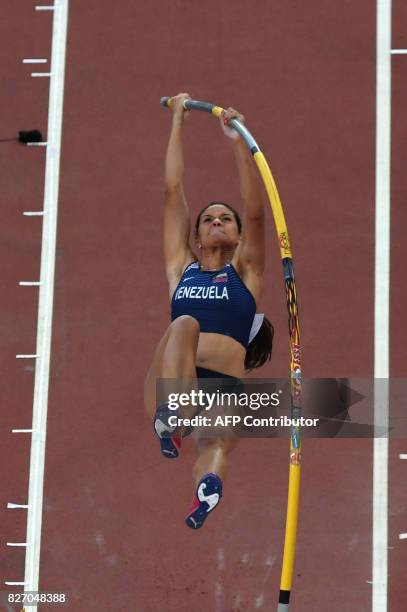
[253, 151, 302, 612]
[161, 97, 303, 611]
[280, 464, 301, 596]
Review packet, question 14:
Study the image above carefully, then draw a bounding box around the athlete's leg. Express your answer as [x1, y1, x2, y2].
[144, 315, 199, 418]
[192, 437, 239, 483]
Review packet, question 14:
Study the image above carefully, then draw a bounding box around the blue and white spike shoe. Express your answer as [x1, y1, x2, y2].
[185, 473, 223, 529]
[153, 403, 181, 459]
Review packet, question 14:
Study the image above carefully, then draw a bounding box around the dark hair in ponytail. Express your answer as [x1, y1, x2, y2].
[245, 316, 274, 371]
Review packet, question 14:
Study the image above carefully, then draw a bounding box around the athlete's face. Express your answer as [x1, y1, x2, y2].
[196, 205, 240, 248]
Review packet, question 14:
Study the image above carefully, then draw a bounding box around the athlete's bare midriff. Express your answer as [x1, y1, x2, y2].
[195, 332, 246, 377]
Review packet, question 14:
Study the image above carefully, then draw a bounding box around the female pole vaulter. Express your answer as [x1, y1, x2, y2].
[144, 92, 273, 529]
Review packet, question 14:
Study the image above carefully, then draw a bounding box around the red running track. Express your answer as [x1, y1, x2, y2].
[1, 1, 406, 610]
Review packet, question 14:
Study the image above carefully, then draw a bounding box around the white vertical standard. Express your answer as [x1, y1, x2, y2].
[23, 0, 69, 608]
[373, 1, 391, 611]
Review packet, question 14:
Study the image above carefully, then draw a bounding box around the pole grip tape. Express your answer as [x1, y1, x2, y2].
[160, 96, 260, 153]
[278, 590, 290, 605]
[160, 96, 213, 113]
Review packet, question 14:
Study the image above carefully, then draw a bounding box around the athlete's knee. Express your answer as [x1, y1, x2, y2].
[169, 315, 200, 338]
[197, 436, 238, 454]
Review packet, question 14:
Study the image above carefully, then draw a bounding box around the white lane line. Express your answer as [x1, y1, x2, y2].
[35, 5, 55, 10]
[399, 454, 407, 459]
[7, 503, 29, 509]
[12, 429, 35, 433]
[31, 72, 52, 77]
[23, 211, 46, 216]
[23, 59, 48, 64]
[26, 142, 48, 147]
[399, 533, 407, 540]
[390, 49, 407, 54]
[7, 543, 29, 547]
[7, 502, 28, 510]
[19, 282, 41, 287]
[23, 0, 69, 605]
[16, 355, 38, 359]
[5, 582, 27, 586]
[373, 2, 391, 612]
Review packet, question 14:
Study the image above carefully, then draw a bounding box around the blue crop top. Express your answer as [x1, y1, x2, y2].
[171, 261, 257, 348]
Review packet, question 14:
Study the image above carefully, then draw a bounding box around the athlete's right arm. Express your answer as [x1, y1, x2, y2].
[163, 93, 194, 287]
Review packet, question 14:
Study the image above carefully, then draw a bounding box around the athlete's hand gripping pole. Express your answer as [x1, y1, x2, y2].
[160, 96, 260, 156]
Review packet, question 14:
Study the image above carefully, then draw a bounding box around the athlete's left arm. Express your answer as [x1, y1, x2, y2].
[231, 136, 265, 279]
[220, 109, 265, 280]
